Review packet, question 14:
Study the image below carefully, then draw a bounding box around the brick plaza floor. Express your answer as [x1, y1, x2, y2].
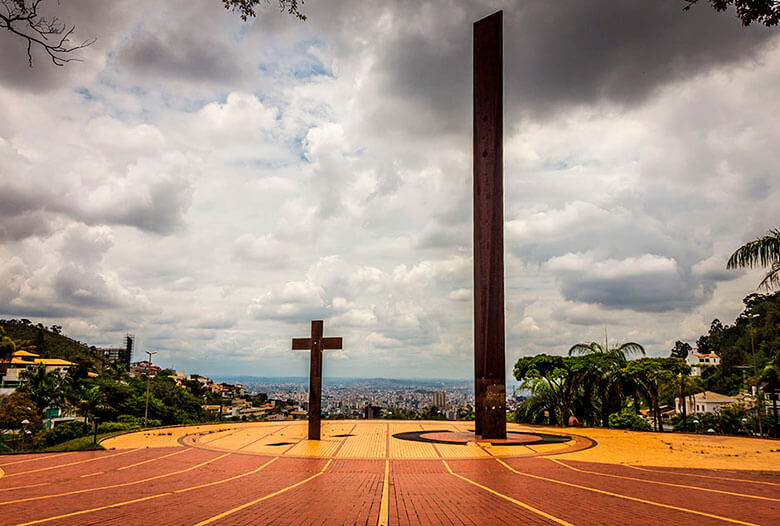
[0, 421, 777, 525]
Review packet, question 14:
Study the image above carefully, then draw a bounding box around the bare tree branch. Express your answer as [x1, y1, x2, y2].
[0, 0, 95, 67]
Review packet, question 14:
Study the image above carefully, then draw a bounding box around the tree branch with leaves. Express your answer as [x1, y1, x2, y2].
[684, 0, 780, 26]
[727, 228, 780, 290]
[222, 0, 306, 21]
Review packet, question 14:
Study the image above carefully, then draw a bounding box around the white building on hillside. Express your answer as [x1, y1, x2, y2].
[1, 350, 76, 395]
[686, 350, 720, 376]
[676, 391, 740, 415]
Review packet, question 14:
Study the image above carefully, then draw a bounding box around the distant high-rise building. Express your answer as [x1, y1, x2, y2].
[96, 334, 134, 369]
[364, 405, 382, 419]
[433, 391, 446, 409]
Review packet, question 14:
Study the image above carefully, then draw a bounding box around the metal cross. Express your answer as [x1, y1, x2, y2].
[292, 320, 343, 440]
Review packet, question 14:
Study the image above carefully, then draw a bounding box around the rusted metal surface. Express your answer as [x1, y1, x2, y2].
[473, 11, 506, 439]
[292, 320, 342, 440]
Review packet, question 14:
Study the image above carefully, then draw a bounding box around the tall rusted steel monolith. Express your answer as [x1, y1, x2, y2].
[473, 11, 506, 439]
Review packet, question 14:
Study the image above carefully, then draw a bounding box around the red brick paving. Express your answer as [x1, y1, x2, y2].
[501, 457, 779, 525]
[1, 448, 778, 525]
[622, 463, 780, 483]
[564, 460, 780, 499]
[0, 451, 271, 524]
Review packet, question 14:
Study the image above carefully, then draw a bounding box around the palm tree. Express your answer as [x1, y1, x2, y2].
[727, 228, 780, 290]
[568, 341, 646, 360]
[568, 338, 646, 426]
[663, 373, 702, 428]
[77, 385, 103, 436]
[19, 363, 66, 418]
[515, 379, 559, 425]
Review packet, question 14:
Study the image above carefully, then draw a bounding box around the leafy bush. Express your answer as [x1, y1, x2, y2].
[45, 421, 84, 445]
[97, 421, 140, 434]
[608, 410, 651, 431]
[672, 415, 697, 432]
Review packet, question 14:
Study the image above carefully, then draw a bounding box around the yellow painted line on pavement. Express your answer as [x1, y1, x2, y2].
[4, 448, 140, 478]
[174, 457, 278, 493]
[0, 482, 49, 493]
[624, 464, 780, 487]
[442, 460, 573, 526]
[0, 452, 232, 505]
[496, 458, 758, 526]
[117, 448, 190, 470]
[236, 425, 289, 450]
[17, 493, 170, 525]
[550, 459, 779, 502]
[0, 452, 77, 467]
[18, 456, 280, 525]
[377, 459, 390, 526]
[0, 449, 190, 494]
[193, 459, 334, 526]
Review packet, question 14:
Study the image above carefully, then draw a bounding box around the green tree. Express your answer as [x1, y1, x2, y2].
[75, 384, 104, 436]
[0, 391, 40, 433]
[19, 363, 66, 417]
[568, 339, 645, 426]
[664, 372, 702, 425]
[514, 354, 609, 426]
[622, 357, 690, 432]
[670, 341, 692, 359]
[728, 228, 780, 290]
[515, 380, 559, 425]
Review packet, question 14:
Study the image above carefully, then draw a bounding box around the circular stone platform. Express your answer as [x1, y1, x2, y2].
[394, 430, 572, 446]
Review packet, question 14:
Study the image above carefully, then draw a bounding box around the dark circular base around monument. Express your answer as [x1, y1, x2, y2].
[392, 429, 572, 446]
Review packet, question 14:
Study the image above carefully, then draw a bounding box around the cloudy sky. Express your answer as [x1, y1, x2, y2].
[1, 0, 778, 379]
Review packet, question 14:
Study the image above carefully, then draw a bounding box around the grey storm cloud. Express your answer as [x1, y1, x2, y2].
[118, 31, 243, 83]
[374, 0, 776, 133]
[544, 252, 733, 313]
[0, 178, 191, 238]
[558, 275, 713, 313]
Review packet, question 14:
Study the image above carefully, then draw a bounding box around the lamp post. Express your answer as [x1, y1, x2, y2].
[746, 313, 762, 437]
[144, 351, 157, 428]
[20, 419, 29, 450]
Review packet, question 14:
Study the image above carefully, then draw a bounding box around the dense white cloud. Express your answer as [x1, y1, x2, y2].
[0, 0, 777, 378]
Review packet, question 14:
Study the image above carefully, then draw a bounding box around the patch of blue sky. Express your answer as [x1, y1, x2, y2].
[258, 38, 334, 80]
[244, 157, 293, 171]
[291, 135, 308, 162]
[539, 160, 571, 171]
[75, 88, 93, 100]
[293, 60, 332, 79]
